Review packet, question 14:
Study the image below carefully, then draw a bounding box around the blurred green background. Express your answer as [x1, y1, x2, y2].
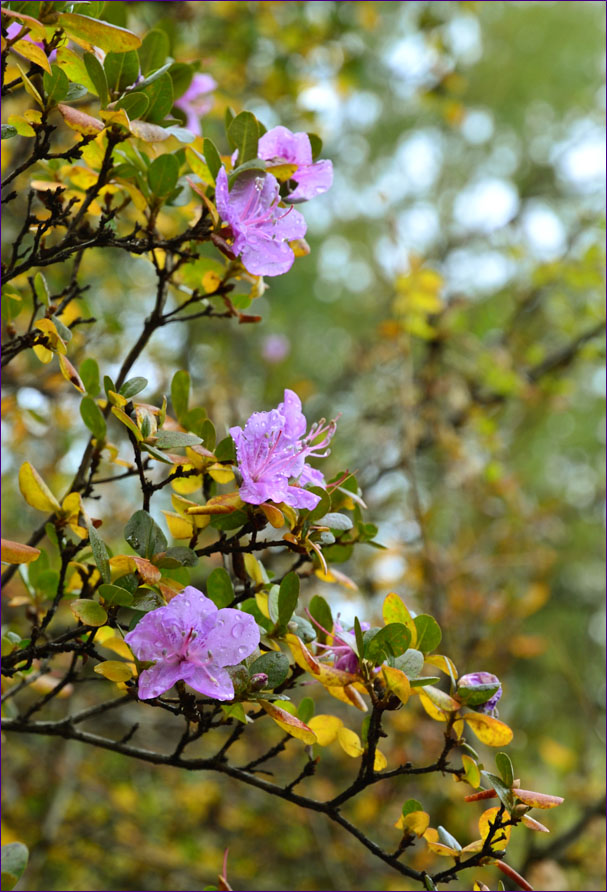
[2, 2, 605, 890]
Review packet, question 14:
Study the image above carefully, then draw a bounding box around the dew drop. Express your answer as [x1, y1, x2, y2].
[237, 645, 247, 656]
[231, 625, 241, 639]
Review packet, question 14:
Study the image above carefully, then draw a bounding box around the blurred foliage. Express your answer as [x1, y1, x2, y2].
[2, 1, 605, 891]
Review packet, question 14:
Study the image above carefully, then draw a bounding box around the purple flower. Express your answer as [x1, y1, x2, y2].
[261, 333, 291, 364]
[6, 21, 56, 62]
[229, 389, 336, 510]
[175, 73, 217, 136]
[258, 125, 333, 203]
[124, 586, 259, 700]
[322, 619, 369, 673]
[457, 671, 502, 714]
[215, 167, 306, 276]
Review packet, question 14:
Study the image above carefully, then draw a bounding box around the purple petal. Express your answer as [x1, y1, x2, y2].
[181, 73, 217, 102]
[268, 205, 307, 241]
[278, 389, 307, 440]
[215, 167, 233, 227]
[258, 126, 312, 166]
[203, 608, 260, 666]
[165, 586, 218, 627]
[136, 659, 185, 699]
[125, 608, 176, 661]
[297, 465, 325, 487]
[286, 160, 333, 203]
[239, 233, 295, 277]
[186, 664, 234, 700]
[282, 484, 322, 510]
[239, 476, 290, 505]
[230, 170, 280, 221]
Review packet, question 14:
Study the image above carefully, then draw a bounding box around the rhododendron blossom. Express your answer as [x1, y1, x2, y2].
[258, 125, 333, 203]
[457, 671, 502, 714]
[215, 168, 306, 276]
[320, 619, 369, 674]
[230, 389, 336, 510]
[175, 73, 217, 136]
[125, 587, 259, 700]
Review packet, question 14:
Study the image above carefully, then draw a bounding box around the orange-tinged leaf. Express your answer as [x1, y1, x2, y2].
[462, 753, 481, 788]
[132, 557, 161, 583]
[521, 814, 550, 833]
[259, 699, 317, 744]
[460, 839, 484, 853]
[514, 789, 564, 809]
[18, 462, 61, 513]
[285, 634, 359, 687]
[94, 660, 133, 682]
[382, 665, 411, 705]
[495, 860, 534, 891]
[259, 503, 285, 529]
[395, 810, 430, 835]
[1, 538, 41, 564]
[308, 714, 343, 746]
[57, 103, 104, 135]
[382, 592, 417, 643]
[58, 353, 86, 393]
[464, 712, 513, 747]
[479, 807, 511, 848]
[336, 726, 364, 757]
[326, 683, 368, 711]
[162, 510, 194, 539]
[186, 491, 243, 514]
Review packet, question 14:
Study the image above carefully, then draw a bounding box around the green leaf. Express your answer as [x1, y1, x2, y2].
[221, 702, 247, 724]
[1, 843, 29, 891]
[65, 83, 88, 102]
[206, 567, 234, 608]
[422, 876, 438, 892]
[98, 583, 134, 607]
[289, 614, 316, 643]
[365, 623, 411, 664]
[58, 13, 142, 52]
[119, 376, 148, 399]
[124, 510, 167, 559]
[308, 594, 333, 643]
[115, 91, 149, 119]
[307, 132, 323, 160]
[88, 523, 111, 584]
[413, 614, 442, 654]
[402, 798, 423, 817]
[409, 676, 440, 687]
[457, 682, 501, 708]
[203, 137, 222, 180]
[228, 111, 260, 164]
[495, 752, 514, 788]
[51, 315, 72, 343]
[394, 648, 424, 678]
[158, 546, 198, 567]
[43, 64, 69, 104]
[80, 395, 107, 440]
[199, 419, 216, 451]
[249, 651, 290, 688]
[70, 598, 107, 627]
[167, 62, 194, 99]
[1, 125, 18, 140]
[103, 375, 116, 399]
[83, 51, 109, 106]
[353, 616, 364, 658]
[147, 153, 180, 197]
[170, 369, 189, 421]
[141, 71, 173, 123]
[318, 512, 353, 531]
[138, 28, 169, 76]
[79, 357, 100, 396]
[104, 50, 139, 94]
[277, 571, 299, 628]
[306, 487, 331, 523]
[227, 158, 266, 187]
[153, 430, 202, 448]
[297, 696, 315, 723]
[480, 771, 515, 811]
[214, 435, 236, 462]
[33, 271, 50, 305]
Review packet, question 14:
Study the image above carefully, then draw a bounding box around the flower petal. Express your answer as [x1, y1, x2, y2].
[240, 233, 295, 276]
[203, 608, 260, 666]
[136, 659, 185, 699]
[287, 160, 333, 203]
[186, 664, 234, 700]
[258, 126, 313, 166]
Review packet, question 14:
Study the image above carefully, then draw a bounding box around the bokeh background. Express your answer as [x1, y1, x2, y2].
[2, 2, 605, 890]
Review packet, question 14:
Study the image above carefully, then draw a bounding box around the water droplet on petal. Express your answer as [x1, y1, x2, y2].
[237, 645, 247, 656]
[231, 625, 241, 639]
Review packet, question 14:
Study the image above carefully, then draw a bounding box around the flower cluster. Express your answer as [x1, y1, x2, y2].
[258, 125, 333, 203]
[230, 389, 336, 510]
[125, 587, 259, 700]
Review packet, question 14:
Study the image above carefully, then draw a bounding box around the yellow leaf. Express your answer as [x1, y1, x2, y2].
[289, 238, 310, 258]
[373, 749, 387, 771]
[57, 103, 104, 136]
[259, 503, 285, 529]
[314, 565, 358, 590]
[1, 538, 41, 564]
[325, 683, 368, 712]
[423, 828, 460, 857]
[186, 491, 243, 514]
[514, 789, 564, 809]
[18, 462, 61, 513]
[98, 635, 133, 661]
[58, 354, 85, 393]
[266, 162, 298, 182]
[13, 59, 43, 106]
[243, 553, 267, 585]
[462, 753, 481, 788]
[129, 119, 171, 142]
[55, 46, 96, 93]
[171, 494, 209, 528]
[100, 108, 131, 130]
[395, 811, 430, 836]
[259, 700, 317, 744]
[202, 270, 222, 293]
[94, 660, 133, 682]
[35, 319, 66, 354]
[337, 726, 364, 758]
[426, 653, 458, 680]
[308, 714, 343, 746]
[479, 807, 511, 848]
[61, 492, 87, 539]
[7, 114, 36, 137]
[171, 467, 204, 494]
[285, 634, 359, 687]
[70, 598, 107, 627]
[382, 665, 411, 705]
[111, 406, 143, 440]
[10, 38, 51, 74]
[33, 343, 53, 363]
[57, 12, 142, 52]
[255, 592, 271, 620]
[382, 592, 417, 645]
[109, 554, 137, 578]
[207, 463, 234, 484]
[0, 7, 46, 40]
[464, 712, 513, 747]
[162, 510, 194, 539]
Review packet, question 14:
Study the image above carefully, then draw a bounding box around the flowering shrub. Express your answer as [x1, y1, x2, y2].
[0, 5, 571, 892]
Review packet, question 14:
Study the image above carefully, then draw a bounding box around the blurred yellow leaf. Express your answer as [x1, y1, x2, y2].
[373, 749, 387, 771]
[94, 660, 133, 682]
[18, 462, 62, 513]
[426, 653, 458, 680]
[308, 714, 343, 746]
[207, 463, 234, 484]
[259, 700, 316, 744]
[479, 806, 511, 848]
[163, 511, 194, 539]
[395, 810, 430, 835]
[337, 726, 364, 757]
[1, 538, 41, 564]
[464, 713, 513, 746]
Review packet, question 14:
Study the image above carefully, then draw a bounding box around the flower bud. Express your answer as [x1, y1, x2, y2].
[249, 672, 269, 691]
[456, 671, 502, 713]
